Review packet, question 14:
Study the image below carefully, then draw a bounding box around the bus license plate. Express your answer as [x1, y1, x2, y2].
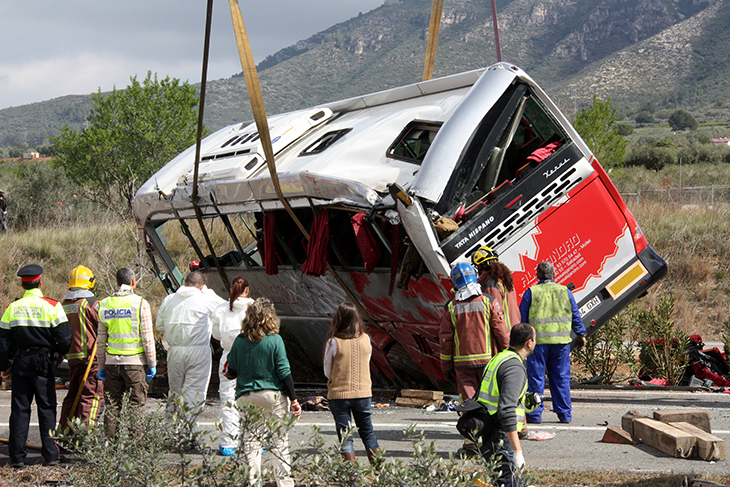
[579, 295, 601, 318]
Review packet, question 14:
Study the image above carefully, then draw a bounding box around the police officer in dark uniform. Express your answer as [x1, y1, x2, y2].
[0, 265, 71, 467]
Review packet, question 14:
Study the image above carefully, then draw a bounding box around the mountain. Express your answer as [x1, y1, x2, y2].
[1, 0, 728, 151]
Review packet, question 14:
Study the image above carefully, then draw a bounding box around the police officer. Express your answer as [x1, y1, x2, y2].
[0, 264, 71, 467]
[97, 267, 156, 438]
[456, 323, 536, 487]
[58, 265, 104, 433]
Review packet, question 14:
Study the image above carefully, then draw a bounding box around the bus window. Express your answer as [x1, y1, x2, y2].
[468, 94, 567, 210]
[388, 121, 442, 164]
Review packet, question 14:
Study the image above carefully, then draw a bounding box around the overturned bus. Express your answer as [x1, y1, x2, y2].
[134, 63, 666, 387]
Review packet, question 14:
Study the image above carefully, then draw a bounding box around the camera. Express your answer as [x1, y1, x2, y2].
[524, 392, 544, 411]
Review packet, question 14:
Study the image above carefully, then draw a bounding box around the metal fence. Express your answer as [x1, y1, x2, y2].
[620, 185, 730, 207]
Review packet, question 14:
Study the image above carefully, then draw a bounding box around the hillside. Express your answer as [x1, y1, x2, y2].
[1, 0, 729, 152]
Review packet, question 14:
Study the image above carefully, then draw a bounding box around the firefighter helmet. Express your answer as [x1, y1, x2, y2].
[471, 246, 498, 266]
[450, 262, 478, 289]
[68, 265, 95, 290]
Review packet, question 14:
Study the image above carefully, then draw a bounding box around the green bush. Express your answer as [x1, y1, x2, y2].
[625, 145, 677, 170]
[668, 110, 698, 131]
[572, 307, 638, 384]
[635, 295, 689, 386]
[615, 123, 633, 136]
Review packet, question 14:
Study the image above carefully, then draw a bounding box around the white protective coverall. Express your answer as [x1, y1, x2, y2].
[211, 296, 254, 449]
[156, 285, 224, 412]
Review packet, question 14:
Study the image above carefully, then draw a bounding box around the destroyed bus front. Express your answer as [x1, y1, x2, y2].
[134, 63, 666, 387]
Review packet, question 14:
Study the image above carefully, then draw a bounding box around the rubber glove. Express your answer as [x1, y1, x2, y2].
[514, 450, 525, 469]
[98, 369, 106, 381]
[145, 366, 156, 382]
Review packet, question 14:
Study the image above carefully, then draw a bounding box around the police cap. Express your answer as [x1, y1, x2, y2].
[18, 264, 43, 283]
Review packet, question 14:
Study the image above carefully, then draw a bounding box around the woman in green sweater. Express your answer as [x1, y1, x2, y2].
[225, 298, 301, 487]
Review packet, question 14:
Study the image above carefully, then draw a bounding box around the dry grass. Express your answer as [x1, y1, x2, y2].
[629, 200, 730, 340]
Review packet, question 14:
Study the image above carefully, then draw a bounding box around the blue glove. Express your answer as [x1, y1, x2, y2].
[98, 369, 106, 381]
[145, 366, 156, 382]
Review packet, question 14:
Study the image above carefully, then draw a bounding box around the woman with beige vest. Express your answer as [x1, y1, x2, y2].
[323, 303, 380, 463]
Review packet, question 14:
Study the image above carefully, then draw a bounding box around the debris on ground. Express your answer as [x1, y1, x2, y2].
[300, 396, 329, 411]
[603, 408, 725, 461]
[395, 389, 443, 408]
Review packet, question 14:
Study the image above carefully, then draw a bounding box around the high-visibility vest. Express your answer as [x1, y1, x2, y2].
[99, 294, 144, 356]
[441, 295, 493, 365]
[527, 282, 572, 345]
[1, 288, 66, 331]
[476, 349, 527, 432]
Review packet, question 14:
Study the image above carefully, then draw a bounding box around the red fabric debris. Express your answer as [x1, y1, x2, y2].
[301, 209, 330, 276]
[351, 213, 381, 274]
[263, 212, 278, 275]
[692, 361, 730, 387]
[526, 140, 563, 164]
[647, 378, 670, 386]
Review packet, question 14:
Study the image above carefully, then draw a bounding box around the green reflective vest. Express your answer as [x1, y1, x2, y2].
[99, 294, 144, 356]
[476, 349, 527, 432]
[527, 282, 572, 345]
[1, 288, 67, 330]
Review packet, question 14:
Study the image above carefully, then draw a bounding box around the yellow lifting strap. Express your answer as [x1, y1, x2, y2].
[227, 1, 381, 330]
[423, 0, 444, 81]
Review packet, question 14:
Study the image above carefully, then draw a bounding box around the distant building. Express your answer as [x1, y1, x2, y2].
[710, 137, 730, 146]
[22, 151, 40, 159]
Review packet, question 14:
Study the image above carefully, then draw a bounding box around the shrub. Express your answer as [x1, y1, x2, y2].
[615, 123, 633, 136]
[635, 111, 655, 124]
[572, 307, 638, 384]
[635, 295, 690, 386]
[625, 145, 677, 170]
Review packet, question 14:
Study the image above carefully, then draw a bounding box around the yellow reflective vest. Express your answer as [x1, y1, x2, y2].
[98, 294, 144, 356]
[476, 349, 527, 432]
[527, 282, 572, 345]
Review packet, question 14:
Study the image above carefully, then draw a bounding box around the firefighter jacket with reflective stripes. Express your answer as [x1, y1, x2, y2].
[476, 349, 528, 433]
[98, 294, 144, 356]
[525, 281, 573, 345]
[62, 296, 99, 364]
[478, 273, 520, 331]
[0, 288, 71, 371]
[439, 293, 508, 371]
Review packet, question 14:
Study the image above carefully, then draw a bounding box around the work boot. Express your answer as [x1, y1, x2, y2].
[366, 447, 382, 469]
[341, 451, 357, 463]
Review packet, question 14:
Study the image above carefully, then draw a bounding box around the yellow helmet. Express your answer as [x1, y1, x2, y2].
[471, 246, 498, 266]
[68, 265, 95, 290]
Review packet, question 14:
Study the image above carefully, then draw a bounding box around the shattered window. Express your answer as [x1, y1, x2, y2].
[388, 121, 442, 164]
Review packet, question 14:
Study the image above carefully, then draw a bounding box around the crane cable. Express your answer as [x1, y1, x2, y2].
[423, 0, 444, 81]
[190, 0, 230, 291]
[227, 0, 379, 329]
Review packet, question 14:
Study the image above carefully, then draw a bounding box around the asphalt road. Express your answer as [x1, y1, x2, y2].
[1, 388, 729, 476]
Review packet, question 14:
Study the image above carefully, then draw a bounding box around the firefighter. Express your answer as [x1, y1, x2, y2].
[456, 323, 536, 487]
[440, 262, 509, 458]
[0, 264, 71, 467]
[58, 265, 104, 433]
[519, 261, 587, 424]
[97, 267, 156, 438]
[471, 246, 521, 331]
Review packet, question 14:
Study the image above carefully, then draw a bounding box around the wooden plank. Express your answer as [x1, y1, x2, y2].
[622, 410, 649, 439]
[400, 389, 444, 400]
[633, 418, 696, 458]
[654, 409, 712, 433]
[395, 397, 439, 408]
[670, 422, 726, 461]
[602, 426, 634, 444]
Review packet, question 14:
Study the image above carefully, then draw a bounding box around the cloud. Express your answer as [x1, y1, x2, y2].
[0, 0, 385, 109]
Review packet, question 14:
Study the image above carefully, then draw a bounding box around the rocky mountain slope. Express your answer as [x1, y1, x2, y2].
[1, 0, 727, 150]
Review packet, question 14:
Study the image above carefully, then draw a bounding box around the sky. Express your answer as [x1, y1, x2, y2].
[0, 0, 385, 110]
